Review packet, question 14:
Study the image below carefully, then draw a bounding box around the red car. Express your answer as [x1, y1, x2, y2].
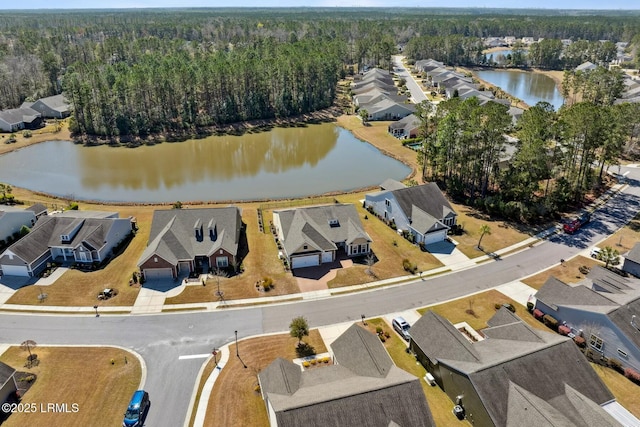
[563, 212, 591, 234]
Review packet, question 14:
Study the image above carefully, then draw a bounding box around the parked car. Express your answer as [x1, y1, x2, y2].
[590, 247, 601, 259]
[123, 390, 150, 427]
[563, 212, 591, 234]
[392, 316, 411, 341]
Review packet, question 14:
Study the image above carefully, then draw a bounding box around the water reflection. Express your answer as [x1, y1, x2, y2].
[0, 123, 410, 202]
[476, 69, 564, 111]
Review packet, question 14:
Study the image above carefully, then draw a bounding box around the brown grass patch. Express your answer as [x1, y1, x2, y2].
[522, 255, 601, 290]
[597, 213, 640, 254]
[418, 289, 548, 333]
[0, 346, 141, 427]
[204, 330, 327, 427]
[592, 363, 640, 418]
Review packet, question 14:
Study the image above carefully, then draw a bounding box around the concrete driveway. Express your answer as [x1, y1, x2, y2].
[293, 258, 354, 292]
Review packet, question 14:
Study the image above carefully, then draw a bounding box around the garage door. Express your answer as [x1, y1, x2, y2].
[321, 252, 333, 263]
[291, 255, 319, 269]
[423, 230, 447, 245]
[1, 264, 29, 277]
[143, 268, 173, 280]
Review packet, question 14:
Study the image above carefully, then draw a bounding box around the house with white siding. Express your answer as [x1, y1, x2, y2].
[365, 181, 456, 245]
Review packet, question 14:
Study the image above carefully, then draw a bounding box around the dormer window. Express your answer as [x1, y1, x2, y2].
[61, 234, 70, 242]
[328, 219, 339, 227]
[303, 245, 308, 250]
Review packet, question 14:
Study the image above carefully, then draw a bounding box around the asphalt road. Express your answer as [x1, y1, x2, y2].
[392, 55, 428, 104]
[1, 166, 638, 427]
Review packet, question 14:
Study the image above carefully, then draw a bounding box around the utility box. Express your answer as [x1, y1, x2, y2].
[424, 373, 436, 386]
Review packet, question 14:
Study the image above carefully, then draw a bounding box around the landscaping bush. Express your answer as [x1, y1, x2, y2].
[624, 368, 640, 385]
[375, 326, 383, 335]
[526, 302, 534, 313]
[302, 361, 310, 368]
[542, 314, 559, 331]
[608, 357, 625, 374]
[262, 277, 274, 291]
[402, 259, 417, 274]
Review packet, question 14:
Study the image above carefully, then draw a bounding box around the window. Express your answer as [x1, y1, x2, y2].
[154, 257, 158, 263]
[589, 334, 604, 352]
[303, 245, 308, 250]
[618, 348, 628, 358]
[216, 257, 228, 268]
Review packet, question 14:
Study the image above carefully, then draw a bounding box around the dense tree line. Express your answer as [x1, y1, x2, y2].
[416, 97, 640, 222]
[1, 8, 639, 132]
[64, 38, 344, 137]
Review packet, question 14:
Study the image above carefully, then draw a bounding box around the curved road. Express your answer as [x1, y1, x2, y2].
[1, 167, 639, 427]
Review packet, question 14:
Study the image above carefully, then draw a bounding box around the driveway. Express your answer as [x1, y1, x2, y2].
[294, 258, 354, 292]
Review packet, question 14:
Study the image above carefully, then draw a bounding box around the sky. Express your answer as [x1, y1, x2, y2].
[0, 1, 637, 10]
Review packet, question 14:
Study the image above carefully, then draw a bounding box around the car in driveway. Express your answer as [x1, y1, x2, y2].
[392, 316, 411, 341]
[590, 247, 601, 259]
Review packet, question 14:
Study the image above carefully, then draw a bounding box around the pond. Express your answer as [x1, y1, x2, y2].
[0, 123, 411, 203]
[475, 69, 564, 111]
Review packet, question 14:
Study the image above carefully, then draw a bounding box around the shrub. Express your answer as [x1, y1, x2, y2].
[302, 361, 310, 368]
[379, 335, 386, 342]
[526, 302, 534, 312]
[310, 359, 317, 365]
[608, 358, 624, 374]
[542, 314, 558, 331]
[262, 277, 274, 291]
[375, 326, 383, 335]
[402, 259, 417, 274]
[22, 130, 32, 138]
[322, 357, 330, 363]
[624, 368, 640, 385]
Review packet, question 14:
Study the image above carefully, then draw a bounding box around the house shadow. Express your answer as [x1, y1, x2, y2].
[425, 240, 456, 255]
[0, 275, 37, 290]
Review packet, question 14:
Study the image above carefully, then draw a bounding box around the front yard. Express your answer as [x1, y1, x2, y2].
[0, 346, 141, 427]
[522, 255, 601, 290]
[202, 330, 327, 427]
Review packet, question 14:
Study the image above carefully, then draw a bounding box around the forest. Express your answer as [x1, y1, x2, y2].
[1, 8, 640, 137]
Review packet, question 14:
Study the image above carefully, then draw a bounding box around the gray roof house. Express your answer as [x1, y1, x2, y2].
[21, 94, 71, 119]
[388, 113, 421, 139]
[0, 361, 17, 406]
[272, 204, 372, 270]
[364, 182, 456, 245]
[0, 107, 42, 132]
[575, 61, 598, 72]
[25, 203, 48, 219]
[258, 323, 435, 427]
[410, 308, 622, 427]
[535, 267, 640, 371]
[364, 98, 415, 121]
[0, 206, 36, 245]
[138, 207, 243, 280]
[623, 242, 640, 278]
[0, 211, 131, 277]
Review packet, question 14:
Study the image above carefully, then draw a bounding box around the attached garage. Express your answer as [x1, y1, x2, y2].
[291, 254, 320, 269]
[143, 268, 174, 280]
[0, 264, 30, 277]
[422, 230, 447, 245]
[321, 252, 334, 263]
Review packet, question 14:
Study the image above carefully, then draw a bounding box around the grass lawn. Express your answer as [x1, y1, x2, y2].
[592, 363, 640, 418]
[596, 212, 640, 255]
[362, 318, 470, 426]
[450, 202, 536, 258]
[166, 208, 299, 304]
[522, 255, 601, 290]
[0, 346, 141, 427]
[203, 330, 327, 427]
[418, 289, 548, 333]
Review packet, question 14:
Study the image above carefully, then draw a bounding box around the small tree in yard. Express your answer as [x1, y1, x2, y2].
[358, 108, 369, 125]
[365, 253, 376, 276]
[599, 246, 620, 268]
[290, 316, 309, 345]
[477, 224, 491, 250]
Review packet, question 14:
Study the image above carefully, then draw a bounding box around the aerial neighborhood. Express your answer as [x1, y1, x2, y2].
[1, 6, 640, 427]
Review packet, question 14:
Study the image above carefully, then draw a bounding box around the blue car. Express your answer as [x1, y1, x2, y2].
[123, 390, 150, 427]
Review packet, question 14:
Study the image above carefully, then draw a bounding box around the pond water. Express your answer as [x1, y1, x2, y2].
[0, 123, 410, 203]
[475, 69, 564, 111]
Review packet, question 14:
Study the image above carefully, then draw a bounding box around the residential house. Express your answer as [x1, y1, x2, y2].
[504, 36, 516, 45]
[21, 94, 71, 119]
[364, 98, 415, 121]
[0, 211, 131, 277]
[623, 242, 640, 278]
[522, 37, 535, 45]
[0, 206, 36, 245]
[258, 323, 435, 427]
[388, 113, 421, 139]
[575, 61, 597, 72]
[410, 308, 623, 427]
[365, 182, 456, 245]
[535, 268, 640, 371]
[414, 59, 444, 74]
[0, 362, 17, 405]
[0, 107, 42, 133]
[25, 203, 48, 220]
[272, 204, 371, 269]
[138, 207, 243, 280]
